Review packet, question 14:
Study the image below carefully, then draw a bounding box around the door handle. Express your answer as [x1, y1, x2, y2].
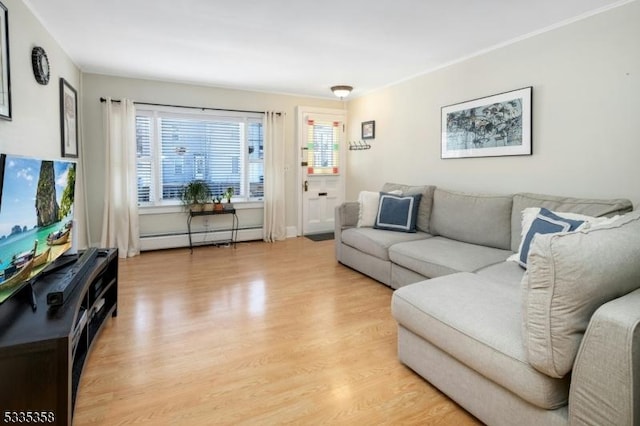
[304, 180, 309, 192]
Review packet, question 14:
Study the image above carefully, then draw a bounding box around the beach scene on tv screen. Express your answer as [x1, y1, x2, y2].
[0, 156, 76, 303]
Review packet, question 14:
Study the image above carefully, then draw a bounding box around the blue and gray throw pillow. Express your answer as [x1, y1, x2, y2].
[374, 192, 422, 233]
[519, 207, 585, 267]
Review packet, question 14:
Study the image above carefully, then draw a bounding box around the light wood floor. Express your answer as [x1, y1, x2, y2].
[74, 238, 481, 425]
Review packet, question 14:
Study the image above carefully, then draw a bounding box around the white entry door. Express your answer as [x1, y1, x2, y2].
[299, 109, 346, 235]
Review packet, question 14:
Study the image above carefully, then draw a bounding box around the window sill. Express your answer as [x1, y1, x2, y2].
[139, 201, 264, 215]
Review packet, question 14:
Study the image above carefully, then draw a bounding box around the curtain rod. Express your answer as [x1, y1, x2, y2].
[99, 97, 279, 115]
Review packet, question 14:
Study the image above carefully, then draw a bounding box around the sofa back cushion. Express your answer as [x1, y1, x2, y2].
[429, 188, 513, 250]
[382, 183, 436, 233]
[522, 210, 640, 378]
[511, 193, 633, 252]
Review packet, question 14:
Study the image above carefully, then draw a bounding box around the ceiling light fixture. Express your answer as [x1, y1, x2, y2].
[331, 85, 353, 99]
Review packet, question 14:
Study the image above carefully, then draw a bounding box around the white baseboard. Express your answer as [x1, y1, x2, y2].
[286, 226, 298, 238]
[140, 228, 263, 251]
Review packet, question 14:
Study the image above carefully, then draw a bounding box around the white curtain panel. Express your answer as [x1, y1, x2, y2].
[263, 111, 286, 242]
[100, 98, 140, 258]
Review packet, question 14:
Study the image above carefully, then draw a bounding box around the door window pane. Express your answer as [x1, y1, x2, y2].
[306, 119, 341, 175]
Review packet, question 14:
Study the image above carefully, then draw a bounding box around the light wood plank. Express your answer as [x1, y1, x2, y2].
[74, 238, 480, 425]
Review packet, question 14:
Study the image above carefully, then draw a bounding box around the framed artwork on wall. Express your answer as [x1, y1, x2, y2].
[60, 78, 79, 158]
[361, 120, 375, 140]
[441, 86, 532, 159]
[0, 1, 11, 121]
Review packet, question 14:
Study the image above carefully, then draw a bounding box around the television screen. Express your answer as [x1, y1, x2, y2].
[0, 154, 76, 304]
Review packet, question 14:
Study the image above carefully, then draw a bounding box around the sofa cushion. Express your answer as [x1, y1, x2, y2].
[357, 190, 401, 228]
[389, 237, 512, 278]
[382, 183, 436, 233]
[430, 188, 513, 250]
[510, 192, 633, 252]
[341, 227, 430, 261]
[374, 193, 422, 232]
[392, 273, 570, 409]
[357, 190, 381, 228]
[508, 207, 621, 265]
[523, 210, 640, 378]
[476, 261, 525, 287]
[517, 208, 585, 267]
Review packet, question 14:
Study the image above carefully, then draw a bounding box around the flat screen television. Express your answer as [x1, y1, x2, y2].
[0, 154, 76, 304]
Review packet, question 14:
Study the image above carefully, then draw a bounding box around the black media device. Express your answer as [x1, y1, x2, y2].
[46, 248, 99, 307]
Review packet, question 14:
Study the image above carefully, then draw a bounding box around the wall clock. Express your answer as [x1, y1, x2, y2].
[31, 46, 50, 85]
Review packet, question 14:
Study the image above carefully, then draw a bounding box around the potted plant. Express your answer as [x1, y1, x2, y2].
[224, 187, 234, 204]
[213, 194, 224, 211]
[180, 180, 210, 212]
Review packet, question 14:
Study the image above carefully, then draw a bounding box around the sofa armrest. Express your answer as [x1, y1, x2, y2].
[336, 201, 360, 229]
[334, 202, 359, 260]
[569, 288, 640, 426]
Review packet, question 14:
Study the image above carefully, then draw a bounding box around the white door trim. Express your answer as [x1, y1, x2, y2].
[296, 106, 347, 236]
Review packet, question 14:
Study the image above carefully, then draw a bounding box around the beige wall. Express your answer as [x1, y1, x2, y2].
[346, 1, 640, 208]
[7, 0, 638, 249]
[0, 0, 83, 240]
[81, 74, 342, 244]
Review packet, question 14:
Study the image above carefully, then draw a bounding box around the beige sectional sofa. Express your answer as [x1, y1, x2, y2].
[334, 183, 640, 425]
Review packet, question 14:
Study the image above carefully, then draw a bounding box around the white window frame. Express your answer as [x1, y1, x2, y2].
[136, 105, 264, 211]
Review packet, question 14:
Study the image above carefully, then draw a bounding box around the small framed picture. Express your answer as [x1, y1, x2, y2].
[60, 78, 78, 158]
[361, 120, 375, 140]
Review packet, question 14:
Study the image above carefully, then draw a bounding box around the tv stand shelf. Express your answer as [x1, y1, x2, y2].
[0, 248, 118, 426]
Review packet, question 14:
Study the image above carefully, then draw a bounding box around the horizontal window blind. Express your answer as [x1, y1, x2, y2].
[136, 115, 153, 203]
[247, 121, 264, 198]
[135, 109, 264, 206]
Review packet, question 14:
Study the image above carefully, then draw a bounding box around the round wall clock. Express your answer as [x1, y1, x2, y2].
[31, 46, 50, 85]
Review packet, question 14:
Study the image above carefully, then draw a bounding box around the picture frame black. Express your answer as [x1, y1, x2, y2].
[361, 120, 375, 140]
[60, 78, 79, 158]
[441, 86, 532, 159]
[0, 1, 11, 121]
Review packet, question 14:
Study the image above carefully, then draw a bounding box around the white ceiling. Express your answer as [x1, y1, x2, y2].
[24, 0, 629, 99]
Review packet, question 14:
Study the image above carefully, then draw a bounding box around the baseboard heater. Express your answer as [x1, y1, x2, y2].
[140, 228, 263, 251]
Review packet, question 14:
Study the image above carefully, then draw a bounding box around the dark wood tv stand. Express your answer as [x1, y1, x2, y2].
[0, 248, 118, 426]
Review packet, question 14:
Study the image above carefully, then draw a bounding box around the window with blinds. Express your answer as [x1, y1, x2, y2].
[136, 108, 264, 206]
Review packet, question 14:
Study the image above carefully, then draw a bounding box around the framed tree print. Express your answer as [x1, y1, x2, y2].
[60, 78, 78, 158]
[441, 87, 532, 159]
